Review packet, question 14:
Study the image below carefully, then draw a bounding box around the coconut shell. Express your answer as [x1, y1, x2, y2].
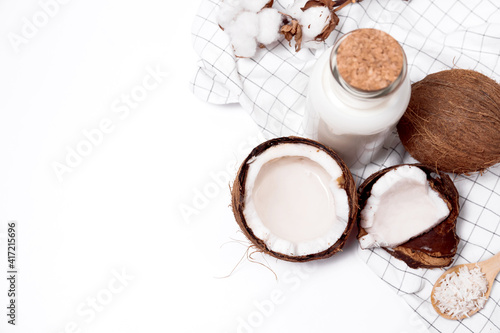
[357, 164, 460, 269]
[231, 136, 358, 262]
[397, 69, 500, 174]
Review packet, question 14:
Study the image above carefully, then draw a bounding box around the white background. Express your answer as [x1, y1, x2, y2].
[0, 0, 427, 332]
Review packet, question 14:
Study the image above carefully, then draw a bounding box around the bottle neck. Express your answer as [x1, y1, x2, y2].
[328, 33, 408, 107]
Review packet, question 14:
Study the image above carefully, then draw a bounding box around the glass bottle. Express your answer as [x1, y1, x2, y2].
[303, 29, 411, 168]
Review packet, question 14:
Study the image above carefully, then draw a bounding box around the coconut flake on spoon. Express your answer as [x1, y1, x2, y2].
[231, 137, 357, 262]
[431, 251, 500, 320]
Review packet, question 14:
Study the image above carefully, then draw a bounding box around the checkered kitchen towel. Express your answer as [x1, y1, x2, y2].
[191, 0, 500, 331]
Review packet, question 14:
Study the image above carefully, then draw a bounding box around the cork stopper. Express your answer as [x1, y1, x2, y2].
[336, 29, 404, 92]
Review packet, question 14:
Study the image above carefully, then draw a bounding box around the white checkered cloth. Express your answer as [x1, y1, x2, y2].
[191, 0, 500, 331]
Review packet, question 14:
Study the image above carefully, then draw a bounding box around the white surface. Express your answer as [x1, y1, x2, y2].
[0, 1, 426, 332]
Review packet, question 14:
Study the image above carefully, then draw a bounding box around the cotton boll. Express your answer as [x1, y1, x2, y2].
[300, 6, 330, 40]
[257, 8, 282, 45]
[217, 6, 240, 29]
[220, 0, 242, 9]
[285, 0, 308, 19]
[231, 35, 258, 58]
[229, 11, 260, 38]
[241, 0, 270, 12]
[216, 0, 243, 29]
[220, 6, 260, 58]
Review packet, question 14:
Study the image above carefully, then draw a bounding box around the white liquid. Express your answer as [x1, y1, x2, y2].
[252, 156, 337, 243]
[304, 47, 411, 168]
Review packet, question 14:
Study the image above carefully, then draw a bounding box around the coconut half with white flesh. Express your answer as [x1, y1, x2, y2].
[357, 164, 460, 269]
[359, 165, 451, 248]
[232, 137, 357, 262]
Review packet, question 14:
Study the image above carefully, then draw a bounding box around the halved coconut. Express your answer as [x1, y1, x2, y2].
[357, 164, 460, 269]
[232, 137, 357, 262]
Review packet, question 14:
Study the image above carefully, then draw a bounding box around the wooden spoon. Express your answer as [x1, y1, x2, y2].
[431, 251, 500, 320]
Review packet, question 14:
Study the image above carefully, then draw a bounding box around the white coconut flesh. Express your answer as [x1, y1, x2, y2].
[359, 165, 451, 249]
[243, 143, 349, 256]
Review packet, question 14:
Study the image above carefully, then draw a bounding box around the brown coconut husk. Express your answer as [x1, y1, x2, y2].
[231, 136, 358, 262]
[357, 164, 460, 269]
[397, 69, 500, 174]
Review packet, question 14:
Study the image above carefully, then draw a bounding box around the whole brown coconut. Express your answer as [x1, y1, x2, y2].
[397, 69, 500, 174]
[357, 164, 460, 269]
[231, 136, 358, 262]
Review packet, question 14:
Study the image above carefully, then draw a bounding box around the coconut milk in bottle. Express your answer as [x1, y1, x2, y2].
[304, 29, 411, 168]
